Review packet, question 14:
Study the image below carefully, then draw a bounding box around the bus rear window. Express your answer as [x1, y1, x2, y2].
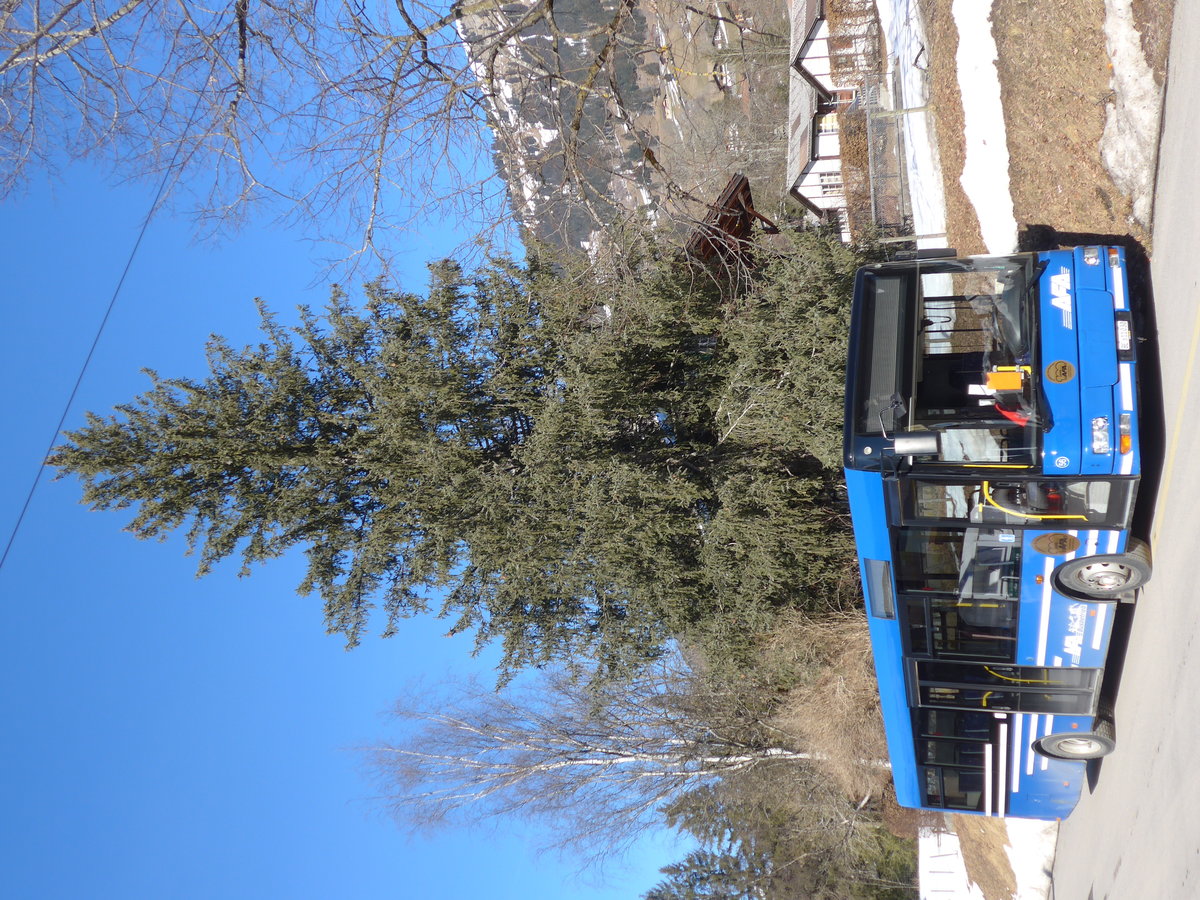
[923, 766, 985, 811]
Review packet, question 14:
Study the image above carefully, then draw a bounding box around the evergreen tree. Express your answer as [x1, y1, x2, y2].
[645, 848, 770, 900]
[52, 263, 548, 652]
[53, 236, 875, 674]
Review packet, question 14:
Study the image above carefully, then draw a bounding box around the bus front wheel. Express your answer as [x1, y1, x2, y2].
[1033, 720, 1116, 761]
[1051, 539, 1152, 601]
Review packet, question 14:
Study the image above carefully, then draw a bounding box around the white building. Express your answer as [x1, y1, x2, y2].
[786, 0, 854, 238]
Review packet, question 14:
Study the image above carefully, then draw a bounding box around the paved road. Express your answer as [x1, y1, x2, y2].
[1051, 2, 1200, 898]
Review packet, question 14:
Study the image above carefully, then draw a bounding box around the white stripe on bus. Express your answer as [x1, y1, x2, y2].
[997, 723, 1008, 817]
[1010, 715, 1023, 794]
[1040, 716, 1054, 771]
[1026, 716, 1039, 776]
[1092, 601, 1109, 651]
[1037, 557, 1055, 665]
[984, 742, 994, 816]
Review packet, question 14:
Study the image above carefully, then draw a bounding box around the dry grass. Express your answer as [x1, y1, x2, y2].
[1131, 0, 1174, 83]
[952, 815, 1019, 900]
[764, 612, 893, 802]
[918, 0, 987, 254]
[992, 0, 1138, 241]
[920, 0, 1174, 253]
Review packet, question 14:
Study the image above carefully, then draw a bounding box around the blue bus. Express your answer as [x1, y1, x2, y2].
[843, 246, 1148, 819]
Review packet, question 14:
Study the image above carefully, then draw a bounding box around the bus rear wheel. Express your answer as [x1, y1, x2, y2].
[1033, 719, 1116, 761]
[1052, 539, 1152, 601]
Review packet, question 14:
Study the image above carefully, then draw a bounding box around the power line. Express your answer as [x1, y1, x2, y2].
[0, 105, 207, 575]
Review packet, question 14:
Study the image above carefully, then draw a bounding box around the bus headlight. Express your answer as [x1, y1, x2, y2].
[1119, 413, 1133, 454]
[1092, 417, 1112, 454]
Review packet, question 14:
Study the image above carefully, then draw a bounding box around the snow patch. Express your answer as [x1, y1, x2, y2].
[1101, 0, 1161, 226]
[875, 0, 948, 246]
[918, 823, 987, 900]
[952, 0, 1018, 253]
[1004, 818, 1059, 900]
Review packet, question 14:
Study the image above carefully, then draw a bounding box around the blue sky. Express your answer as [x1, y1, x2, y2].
[0, 167, 686, 899]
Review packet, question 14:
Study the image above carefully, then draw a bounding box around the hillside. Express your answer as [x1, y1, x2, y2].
[459, 0, 794, 251]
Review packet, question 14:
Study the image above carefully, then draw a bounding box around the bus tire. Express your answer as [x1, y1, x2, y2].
[1051, 539, 1152, 601]
[1032, 719, 1116, 761]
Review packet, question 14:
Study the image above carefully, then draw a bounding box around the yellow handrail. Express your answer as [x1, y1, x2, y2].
[981, 481, 1087, 521]
[984, 665, 1056, 685]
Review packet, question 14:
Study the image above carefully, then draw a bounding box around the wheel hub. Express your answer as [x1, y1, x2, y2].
[1076, 562, 1131, 592]
[1058, 736, 1104, 756]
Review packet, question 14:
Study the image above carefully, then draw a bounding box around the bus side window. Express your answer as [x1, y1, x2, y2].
[894, 478, 1134, 527]
[924, 768, 943, 807]
[921, 766, 984, 811]
[894, 529, 963, 593]
[902, 597, 1018, 662]
[917, 708, 992, 742]
[914, 661, 1099, 715]
[941, 769, 985, 810]
[929, 598, 1016, 661]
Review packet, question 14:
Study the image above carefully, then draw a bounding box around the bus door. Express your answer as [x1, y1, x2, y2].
[908, 659, 1100, 715]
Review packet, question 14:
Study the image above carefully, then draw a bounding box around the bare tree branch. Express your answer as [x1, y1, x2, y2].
[1, 1, 793, 269]
[0, 0, 143, 74]
[366, 652, 823, 861]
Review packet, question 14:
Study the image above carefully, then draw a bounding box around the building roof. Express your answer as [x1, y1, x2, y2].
[789, 0, 825, 62]
[685, 174, 777, 262]
[786, 69, 818, 188]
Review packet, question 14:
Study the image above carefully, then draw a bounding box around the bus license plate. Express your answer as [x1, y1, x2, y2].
[1116, 318, 1132, 351]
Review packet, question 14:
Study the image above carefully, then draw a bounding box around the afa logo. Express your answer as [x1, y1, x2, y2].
[1032, 533, 1081, 555]
[1049, 268, 1073, 329]
[1063, 603, 1087, 664]
[1046, 360, 1076, 384]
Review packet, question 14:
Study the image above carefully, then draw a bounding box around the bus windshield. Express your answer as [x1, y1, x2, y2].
[849, 255, 1043, 466]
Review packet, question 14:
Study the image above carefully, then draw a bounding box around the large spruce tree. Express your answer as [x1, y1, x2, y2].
[53, 233, 868, 675]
